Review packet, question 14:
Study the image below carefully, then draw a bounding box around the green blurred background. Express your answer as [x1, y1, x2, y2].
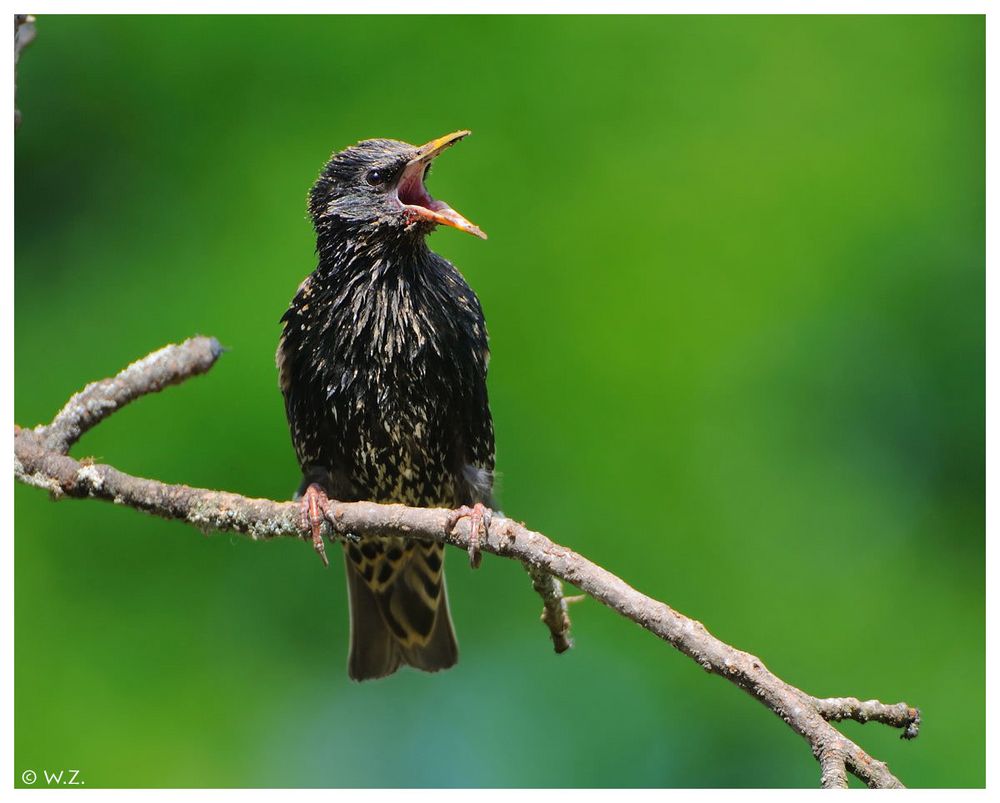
[14, 14, 984, 788]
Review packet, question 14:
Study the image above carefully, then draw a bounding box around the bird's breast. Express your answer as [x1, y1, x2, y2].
[281, 256, 488, 507]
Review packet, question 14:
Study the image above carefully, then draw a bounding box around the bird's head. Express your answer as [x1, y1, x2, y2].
[309, 130, 487, 243]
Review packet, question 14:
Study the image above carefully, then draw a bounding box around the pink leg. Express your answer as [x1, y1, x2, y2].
[300, 483, 331, 567]
[446, 502, 492, 569]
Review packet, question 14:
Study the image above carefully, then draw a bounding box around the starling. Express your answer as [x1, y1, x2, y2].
[277, 131, 494, 681]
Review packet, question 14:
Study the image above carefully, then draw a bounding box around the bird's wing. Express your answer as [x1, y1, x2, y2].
[459, 344, 496, 506]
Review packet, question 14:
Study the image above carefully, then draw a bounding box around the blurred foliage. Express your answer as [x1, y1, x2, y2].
[14, 14, 983, 788]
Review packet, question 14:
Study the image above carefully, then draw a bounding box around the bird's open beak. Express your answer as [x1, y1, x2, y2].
[396, 130, 487, 240]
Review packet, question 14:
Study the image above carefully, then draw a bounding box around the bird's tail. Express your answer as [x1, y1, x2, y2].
[343, 537, 458, 681]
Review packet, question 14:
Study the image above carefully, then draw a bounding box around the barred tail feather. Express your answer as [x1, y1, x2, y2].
[344, 542, 458, 681]
[345, 559, 402, 680]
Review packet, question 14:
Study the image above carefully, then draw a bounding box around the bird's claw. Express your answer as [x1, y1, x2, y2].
[447, 502, 492, 569]
[301, 483, 331, 568]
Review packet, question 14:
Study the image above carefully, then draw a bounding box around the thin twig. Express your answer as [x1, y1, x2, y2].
[13, 337, 920, 788]
[40, 335, 222, 454]
[813, 696, 920, 740]
[524, 563, 574, 653]
[14, 14, 36, 130]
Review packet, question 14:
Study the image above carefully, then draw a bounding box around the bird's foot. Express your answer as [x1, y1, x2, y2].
[300, 483, 331, 568]
[446, 502, 492, 569]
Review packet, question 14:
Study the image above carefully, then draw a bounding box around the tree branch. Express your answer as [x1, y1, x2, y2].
[813, 696, 921, 740]
[13, 336, 920, 788]
[14, 14, 36, 130]
[818, 746, 849, 790]
[524, 563, 574, 654]
[40, 336, 223, 454]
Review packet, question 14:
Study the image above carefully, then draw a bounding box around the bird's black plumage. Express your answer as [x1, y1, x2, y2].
[277, 132, 494, 680]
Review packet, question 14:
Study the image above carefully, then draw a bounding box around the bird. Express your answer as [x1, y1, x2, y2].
[276, 131, 494, 681]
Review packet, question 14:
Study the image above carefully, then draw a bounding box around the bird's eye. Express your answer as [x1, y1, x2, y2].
[366, 169, 384, 186]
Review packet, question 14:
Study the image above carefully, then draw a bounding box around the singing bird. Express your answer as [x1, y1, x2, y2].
[277, 131, 494, 680]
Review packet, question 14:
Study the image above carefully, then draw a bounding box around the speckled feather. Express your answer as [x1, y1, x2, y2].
[277, 137, 494, 679]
